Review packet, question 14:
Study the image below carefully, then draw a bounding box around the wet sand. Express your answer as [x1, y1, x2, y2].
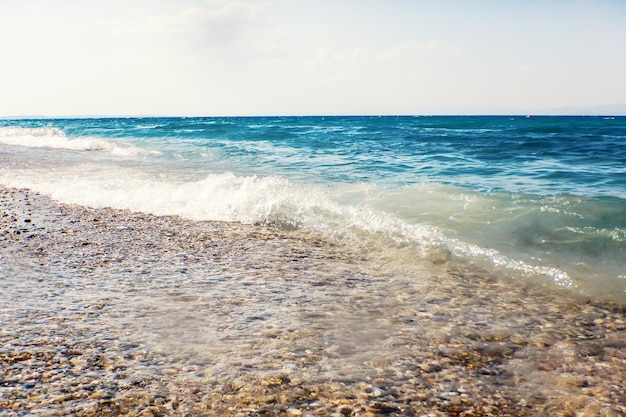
[1, 186, 625, 417]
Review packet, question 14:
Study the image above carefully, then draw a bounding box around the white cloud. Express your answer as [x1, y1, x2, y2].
[376, 40, 459, 61]
[305, 47, 371, 67]
[318, 73, 344, 84]
[108, 0, 269, 49]
[518, 64, 538, 73]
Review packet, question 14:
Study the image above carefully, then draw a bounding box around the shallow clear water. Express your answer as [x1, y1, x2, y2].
[1, 116, 625, 301]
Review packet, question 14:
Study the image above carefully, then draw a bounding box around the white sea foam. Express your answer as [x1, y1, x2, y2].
[0, 127, 154, 156]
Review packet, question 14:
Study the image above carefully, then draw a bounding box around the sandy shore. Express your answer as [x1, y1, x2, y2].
[1, 186, 624, 416]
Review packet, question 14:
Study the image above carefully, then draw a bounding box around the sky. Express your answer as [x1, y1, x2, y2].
[1, 0, 626, 116]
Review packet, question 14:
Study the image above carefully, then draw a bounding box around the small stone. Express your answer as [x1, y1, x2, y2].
[510, 333, 527, 345]
[537, 362, 554, 371]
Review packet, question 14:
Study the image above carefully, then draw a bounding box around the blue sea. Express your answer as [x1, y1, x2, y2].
[1, 116, 625, 302]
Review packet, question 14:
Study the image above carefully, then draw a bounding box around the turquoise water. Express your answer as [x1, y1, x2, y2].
[1, 116, 625, 301]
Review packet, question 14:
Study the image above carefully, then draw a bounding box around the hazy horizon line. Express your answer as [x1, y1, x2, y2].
[3, 113, 626, 120]
[3, 103, 626, 119]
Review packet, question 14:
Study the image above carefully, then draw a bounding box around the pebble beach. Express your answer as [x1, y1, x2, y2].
[1, 186, 625, 417]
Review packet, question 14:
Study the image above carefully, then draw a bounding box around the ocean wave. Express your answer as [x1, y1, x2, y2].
[0, 126, 154, 156]
[2, 162, 623, 301]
